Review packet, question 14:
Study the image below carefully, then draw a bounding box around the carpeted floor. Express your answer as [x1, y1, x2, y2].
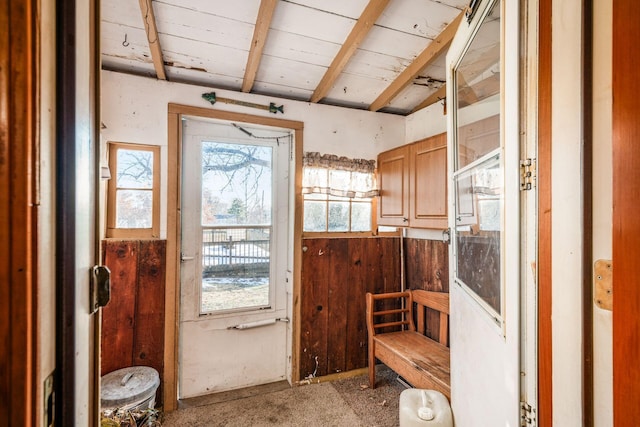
[163, 365, 406, 427]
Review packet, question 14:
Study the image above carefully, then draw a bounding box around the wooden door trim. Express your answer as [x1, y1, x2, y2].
[0, 0, 38, 424]
[537, 0, 552, 423]
[612, 0, 640, 422]
[165, 104, 303, 411]
[581, 0, 594, 424]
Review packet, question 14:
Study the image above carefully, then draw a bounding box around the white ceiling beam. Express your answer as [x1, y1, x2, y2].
[242, 0, 278, 93]
[138, 0, 166, 80]
[310, 0, 391, 103]
[368, 10, 464, 112]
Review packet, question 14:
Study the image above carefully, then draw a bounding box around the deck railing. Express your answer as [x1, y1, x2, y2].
[201, 225, 270, 276]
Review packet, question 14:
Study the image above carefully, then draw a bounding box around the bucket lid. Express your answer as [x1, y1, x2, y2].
[101, 366, 160, 409]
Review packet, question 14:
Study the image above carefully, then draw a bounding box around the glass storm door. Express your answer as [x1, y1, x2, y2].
[446, 0, 528, 425]
[179, 116, 290, 398]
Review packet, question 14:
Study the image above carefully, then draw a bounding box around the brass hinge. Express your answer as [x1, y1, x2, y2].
[520, 158, 536, 191]
[520, 401, 535, 426]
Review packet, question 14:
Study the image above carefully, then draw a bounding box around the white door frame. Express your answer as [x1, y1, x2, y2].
[164, 104, 304, 410]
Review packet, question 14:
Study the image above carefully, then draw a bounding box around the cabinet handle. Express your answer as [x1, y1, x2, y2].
[403, 217, 408, 222]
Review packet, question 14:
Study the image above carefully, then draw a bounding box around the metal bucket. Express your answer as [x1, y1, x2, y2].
[101, 366, 160, 413]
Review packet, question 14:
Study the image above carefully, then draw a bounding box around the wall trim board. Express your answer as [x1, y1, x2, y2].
[612, 0, 640, 422]
[537, 0, 552, 423]
[1, 0, 38, 424]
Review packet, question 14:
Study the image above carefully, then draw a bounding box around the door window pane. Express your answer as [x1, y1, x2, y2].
[454, 156, 502, 314]
[200, 141, 273, 314]
[453, 0, 502, 320]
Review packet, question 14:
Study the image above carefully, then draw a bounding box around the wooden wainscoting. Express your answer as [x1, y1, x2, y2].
[404, 238, 449, 343]
[101, 239, 166, 402]
[299, 237, 401, 379]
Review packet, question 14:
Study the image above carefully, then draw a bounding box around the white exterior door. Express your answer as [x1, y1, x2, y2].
[178, 116, 291, 399]
[446, 0, 531, 424]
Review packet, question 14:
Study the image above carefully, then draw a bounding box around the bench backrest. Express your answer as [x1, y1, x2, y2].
[411, 289, 449, 347]
[366, 289, 450, 347]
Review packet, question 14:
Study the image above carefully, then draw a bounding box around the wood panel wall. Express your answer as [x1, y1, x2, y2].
[299, 237, 401, 379]
[298, 236, 449, 380]
[102, 240, 166, 402]
[404, 238, 449, 342]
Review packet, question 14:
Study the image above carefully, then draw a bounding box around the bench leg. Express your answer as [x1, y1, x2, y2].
[368, 339, 376, 389]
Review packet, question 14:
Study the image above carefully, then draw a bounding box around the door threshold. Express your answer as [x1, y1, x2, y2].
[178, 380, 291, 409]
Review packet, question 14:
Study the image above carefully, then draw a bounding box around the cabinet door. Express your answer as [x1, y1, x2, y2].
[409, 133, 448, 229]
[377, 145, 410, 226]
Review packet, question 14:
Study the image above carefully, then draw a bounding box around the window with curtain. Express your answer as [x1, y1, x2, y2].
[302, 152, 378, 233]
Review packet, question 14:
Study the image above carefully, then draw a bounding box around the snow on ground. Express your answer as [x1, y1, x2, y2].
[201, 277, 269, 312]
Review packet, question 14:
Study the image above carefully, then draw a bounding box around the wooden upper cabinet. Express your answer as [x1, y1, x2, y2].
[377, 133, 447, 229]
[377, 145, 410, 226]
[409, 133, 447, 229]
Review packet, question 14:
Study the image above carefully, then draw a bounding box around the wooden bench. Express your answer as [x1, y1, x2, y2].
[366, 289, 450, 399]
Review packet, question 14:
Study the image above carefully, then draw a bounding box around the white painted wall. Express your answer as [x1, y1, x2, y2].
[405, 102, 447, 144]
[101, 71, 406, 238]
[592, 0, 613, 425]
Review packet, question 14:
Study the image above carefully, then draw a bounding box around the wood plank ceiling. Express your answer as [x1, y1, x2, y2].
[102, 0, 468, 115]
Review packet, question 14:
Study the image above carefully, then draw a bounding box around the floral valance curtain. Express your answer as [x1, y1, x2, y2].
[302, 152, 378, 198]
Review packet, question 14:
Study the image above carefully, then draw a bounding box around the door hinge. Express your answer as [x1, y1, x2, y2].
[520, 401, 535, 426]
[520, 158, 536, 191]
[442, 228, 451, 244]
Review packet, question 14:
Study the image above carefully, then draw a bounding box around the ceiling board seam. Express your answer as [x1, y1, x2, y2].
[368, 9, 464, 112]
[152, 0, 260, 25]
[279, 0, 359, 20]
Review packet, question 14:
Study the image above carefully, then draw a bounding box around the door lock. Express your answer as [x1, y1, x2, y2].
[90, 265, 111, 313]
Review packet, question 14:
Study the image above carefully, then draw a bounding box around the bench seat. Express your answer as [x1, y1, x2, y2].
[366, 290, 450, 399]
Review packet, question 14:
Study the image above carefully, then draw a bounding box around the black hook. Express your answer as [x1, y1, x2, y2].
[122, 34, 130, 47]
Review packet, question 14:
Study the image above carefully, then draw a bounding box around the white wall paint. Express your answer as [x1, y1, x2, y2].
[405, 102, 447, 143]
[101, 71, 405, 237]
[592, 0, 613, 425]
[551, 0, 585, 424]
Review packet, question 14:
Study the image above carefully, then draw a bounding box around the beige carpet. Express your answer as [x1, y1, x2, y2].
[163, 366, 405, 427]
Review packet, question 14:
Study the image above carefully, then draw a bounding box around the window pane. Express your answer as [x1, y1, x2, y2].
[201, 226, 270, 313]
[454, 156, 502, 314]
[328, 201, 349, 232]
[201, 142, 272, 226]
[303, 201, 327, 232]
[351, 202, 371, 232]
[455, 2, 500, 170]
[117, 149, 154, 188]
[116, 189, 152, 228]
